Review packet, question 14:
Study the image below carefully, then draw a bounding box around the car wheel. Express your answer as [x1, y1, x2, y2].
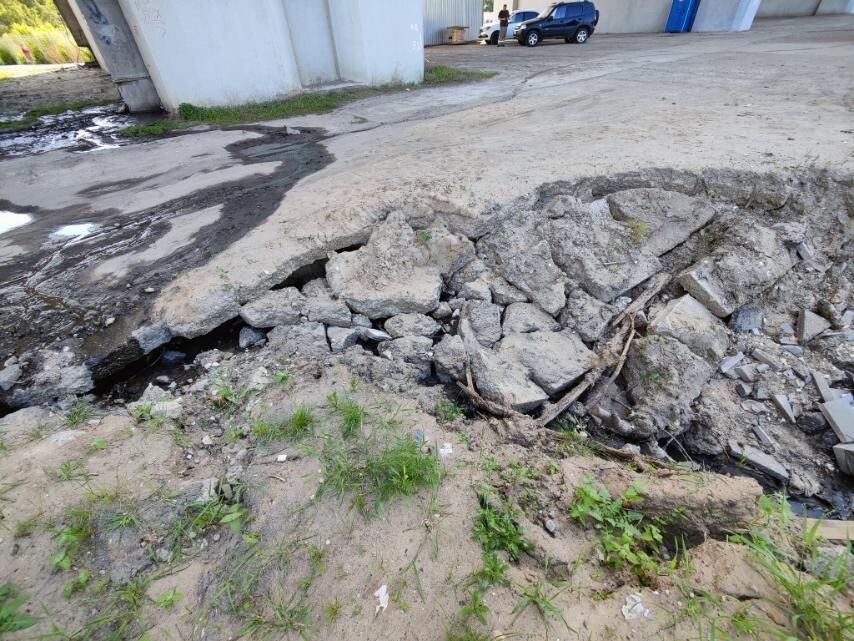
[574, 27, 590, 44]
[526, 31, 540, 47]
[490, 31, 499, 45]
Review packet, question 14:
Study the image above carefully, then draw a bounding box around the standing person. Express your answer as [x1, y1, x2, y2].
[497, 5, 510, 46]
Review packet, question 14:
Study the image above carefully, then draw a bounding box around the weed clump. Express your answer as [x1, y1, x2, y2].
[321, 435, 440, 515]
[472, 493, 531, 562]
[434, 394, 465, 423]
[569, 479, 664, 583]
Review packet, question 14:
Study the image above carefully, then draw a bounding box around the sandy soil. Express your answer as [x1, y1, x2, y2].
[1, 346, 829, 641]
[0, 65, 119, 116]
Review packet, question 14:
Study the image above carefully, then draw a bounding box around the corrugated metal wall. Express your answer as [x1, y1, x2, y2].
[423, 0, 483, 45]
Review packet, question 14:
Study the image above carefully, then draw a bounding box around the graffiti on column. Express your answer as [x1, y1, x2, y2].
[133, 0, 167, 37]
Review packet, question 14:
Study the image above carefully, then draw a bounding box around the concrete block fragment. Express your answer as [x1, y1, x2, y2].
[820, 398, 854, 443]
[753, 386, 770, 401]
[798, 309, 830, 343]
[771, 394, 796, 424]
[647, 294, 730, 361]
[735, 365, 759, 383]
[719, 352, 745, 378]
[811, 370, 839, 403]
[752, 424, 775, 449]
[834, 443, 854, 476]
[729, 441, 789, 482]
[736, 382, 753, 397]
[752, 348, 783, 371]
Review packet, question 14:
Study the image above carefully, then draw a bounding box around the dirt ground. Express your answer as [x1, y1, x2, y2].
[0, 65, 119, 117]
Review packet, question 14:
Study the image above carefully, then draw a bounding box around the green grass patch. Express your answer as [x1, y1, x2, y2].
[434, 394, 465, 423]
[569, 479, 665, 583]
[328, 391, 365, 438]
[621, 217, 650, 245]
[321, 434, 441, 515]
[251, 405, 316, 442]
[728, 495, 852, 641]
[0, 582, 37, 635]
[50, 504, 95, 572]
[120, 65, 495, 137]
[424, 65, 496, 84]
[472, 493, 531, 562]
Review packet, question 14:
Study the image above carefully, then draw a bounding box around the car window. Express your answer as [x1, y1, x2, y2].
[565, 4, 583, 18]
[510, 12, 522, 23]
[538, 4, 557, 18]
[552, 6, 568, 20]
[524, 12, 537, 20]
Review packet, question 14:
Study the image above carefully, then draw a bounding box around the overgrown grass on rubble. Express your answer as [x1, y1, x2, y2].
[727, 494, 852, 641]
[569, 478, 667, 584]
[0, 31, 92, 66]
[120, 65, 495, 138]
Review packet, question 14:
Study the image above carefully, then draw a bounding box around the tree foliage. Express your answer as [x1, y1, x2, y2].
[0, 0, 64, 36]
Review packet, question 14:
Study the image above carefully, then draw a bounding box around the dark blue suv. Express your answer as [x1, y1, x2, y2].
[515, 1, 599, 47]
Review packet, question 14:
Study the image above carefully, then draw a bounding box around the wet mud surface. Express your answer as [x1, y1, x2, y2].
[0, 127, 333, 373]
[0, 104, 135, 158]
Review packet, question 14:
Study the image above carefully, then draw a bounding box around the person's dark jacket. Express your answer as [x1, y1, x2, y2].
[498, 9, 510, 26]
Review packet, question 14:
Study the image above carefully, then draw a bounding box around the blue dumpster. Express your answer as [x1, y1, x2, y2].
[665, 0, 701, 33]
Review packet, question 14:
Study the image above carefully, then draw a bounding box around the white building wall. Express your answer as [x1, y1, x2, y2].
[757, 0, 821, 16]
[119, 0, 302, 111]
[113, 0, 423, 112]
[329, 0, 423, 85]
[282, 0, 339, 86]
[694, 0, 761, 31]
[816, 0, 854, 13]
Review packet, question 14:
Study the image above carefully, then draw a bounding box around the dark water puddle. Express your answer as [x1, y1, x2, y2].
[0, 103, 142, 158]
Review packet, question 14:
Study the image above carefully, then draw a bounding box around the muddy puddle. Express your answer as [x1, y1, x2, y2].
[0, 103, 141, 158]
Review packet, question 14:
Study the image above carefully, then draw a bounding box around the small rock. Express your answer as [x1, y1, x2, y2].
[154, 375, 171, 385]
[798, 412, 828, 435]
[358, 327, 392, 342]
[460, 300, 502, 348]
[544, 519, 557, 536]
[736, 382, 753, 397]
[384, 313, 440, 338]
[752, 348, 783, 371]
[0, 364, 22, 391]
[327, 326, 360, 352]
[771, 394, 796, 424]
[503, 303, 560, 336]
[752, 424, 775, 448]
[779, 322, 795, 335]
[104, 316, 116, 327]
[144, 287, 155, 294]
[719, 352, 745, 378]
[728, 303, 762, 333]
[742, 400, 768, 413]
[753, 386, 770, 401]
[201, 434, 214, 447]
[431, 302, 452, 320]
[459, 277, 492, 302]
[781, 345, 803, 357]
[647, 293, 730, 361]
[798, 309, 831, 343]
[238, 326, 267, 349]
[351, 313, 373, 328]
[735, 365, 759, 383]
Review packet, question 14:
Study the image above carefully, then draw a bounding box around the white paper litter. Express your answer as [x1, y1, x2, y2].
[374, 584, 389, 614]
[276, 454, 287, 462]
[622, 593, 651, 620]
[439, 442, 453, 458]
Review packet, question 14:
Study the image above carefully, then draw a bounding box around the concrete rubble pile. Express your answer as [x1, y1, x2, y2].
[2, 172, 852, 510]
